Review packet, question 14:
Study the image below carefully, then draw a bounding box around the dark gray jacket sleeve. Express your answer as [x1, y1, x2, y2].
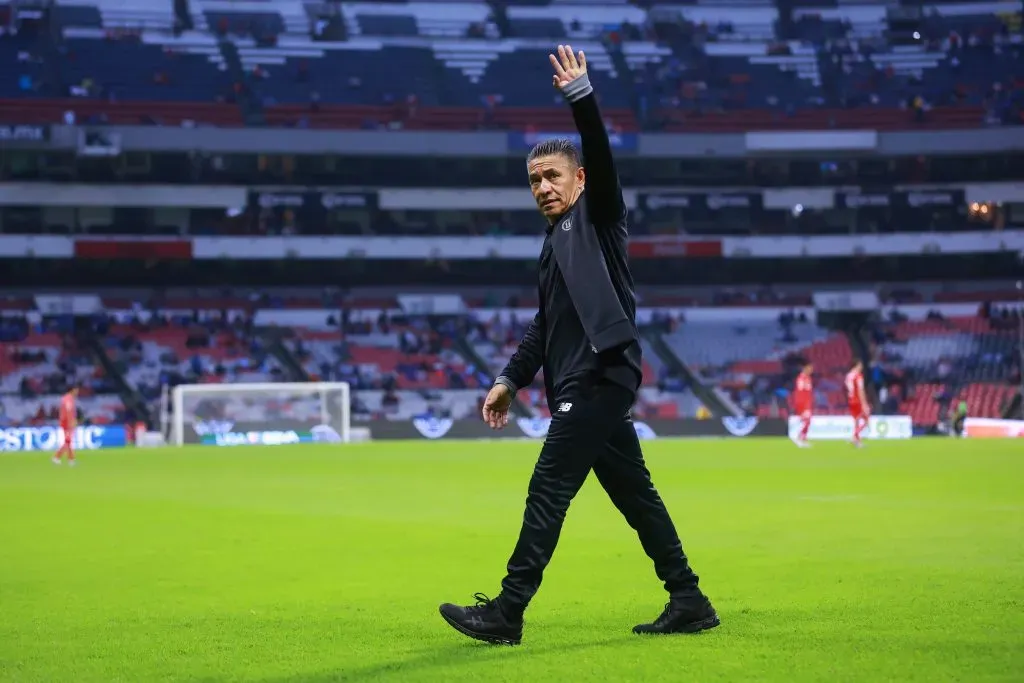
[495, 312, 544, 395]
[563, 72, 626, 225]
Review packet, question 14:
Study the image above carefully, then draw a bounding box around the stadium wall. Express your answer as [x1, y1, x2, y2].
[180, 417, 788, 444]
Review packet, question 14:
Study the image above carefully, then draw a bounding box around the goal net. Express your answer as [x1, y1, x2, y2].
[168, 382, 351, 447]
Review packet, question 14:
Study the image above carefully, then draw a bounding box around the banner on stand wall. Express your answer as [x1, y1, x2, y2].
[787, 415, 912, 441]
[246, 190, 378, 229]
[0, 425, 127, 452]
[372, 417, 789, 441]
[179, 417, 789, 444]
[0, 124, 49, 145]
[187, 419, 339, 446]
[963, 418, 1024, 439]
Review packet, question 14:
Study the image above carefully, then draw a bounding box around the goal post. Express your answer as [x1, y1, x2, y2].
[170, 382, 351, 447]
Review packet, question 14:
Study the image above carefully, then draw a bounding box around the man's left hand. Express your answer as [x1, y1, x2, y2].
[549, 44, 587, 90]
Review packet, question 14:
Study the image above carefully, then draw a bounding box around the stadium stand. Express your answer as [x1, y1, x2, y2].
[629, 296, 1022, 425]
[43, 283, 983, 421]
[2, 0, 1020, 130]
[1, 283, 1021, 432]
[874, 313, 1019, 426]
[268, 309, 688, 420]
[662, 319, 829, 371]
[274, 310, 492, 420]
[0, 324, 125, 427]
[896, 381, 1017, 427]
[652, 315, 856, 417]
[0, 2, 1022, 436]
[103, 317, 286, 422]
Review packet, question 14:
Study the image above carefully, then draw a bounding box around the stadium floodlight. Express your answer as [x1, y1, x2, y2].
[170, 382, 351, 447]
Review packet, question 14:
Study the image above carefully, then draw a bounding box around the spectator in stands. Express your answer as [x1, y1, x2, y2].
[952, 400, 968, 436]
[19, 377, 34, 399]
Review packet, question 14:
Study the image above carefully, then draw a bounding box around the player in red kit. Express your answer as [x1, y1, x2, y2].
[793, 364, 814, 447]
[844, 361, 869, 447]
[53, 386, 78, 466]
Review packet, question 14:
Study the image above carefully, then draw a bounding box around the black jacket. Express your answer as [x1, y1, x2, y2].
[497, 75, 642, 408]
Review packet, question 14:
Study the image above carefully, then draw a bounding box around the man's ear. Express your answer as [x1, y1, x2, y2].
[576, 165, 586, 189]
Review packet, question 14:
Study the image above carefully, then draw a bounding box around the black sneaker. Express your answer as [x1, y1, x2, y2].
[439, 593, 523, 646]
[633, 593, 721, 635]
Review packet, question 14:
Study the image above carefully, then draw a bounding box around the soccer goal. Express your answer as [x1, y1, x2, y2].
[168, 382, 351, 447]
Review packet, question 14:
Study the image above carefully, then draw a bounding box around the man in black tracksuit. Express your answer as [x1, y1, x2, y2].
[438, 46, 719, 645]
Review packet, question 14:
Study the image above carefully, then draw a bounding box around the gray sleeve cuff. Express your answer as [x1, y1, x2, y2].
[494, 376, 518, 397]
[562, 72, 593, 103]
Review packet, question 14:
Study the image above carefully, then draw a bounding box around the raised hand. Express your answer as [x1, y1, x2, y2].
[549, 44, 587, 90]
[481, 383, 513, 430]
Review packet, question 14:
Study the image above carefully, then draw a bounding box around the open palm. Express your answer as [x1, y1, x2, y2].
[549, 44, 587, 90]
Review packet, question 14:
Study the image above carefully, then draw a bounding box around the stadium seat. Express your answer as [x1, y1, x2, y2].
[0, 331, 125, 426]
[1, 0, 1018, 131]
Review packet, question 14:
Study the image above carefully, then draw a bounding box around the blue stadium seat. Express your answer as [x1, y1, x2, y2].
[63, 39, 231, 102]
[261, 46, 446, 105]
[55, 4, 103, 29]
[1, 0, 1019, 130]
[355, 13, 419, 37]
[507, 17, 565, 38]
[206, 11, 285, 38]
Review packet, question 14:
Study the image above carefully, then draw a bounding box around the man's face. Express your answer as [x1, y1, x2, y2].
[527, 154, 585, 223]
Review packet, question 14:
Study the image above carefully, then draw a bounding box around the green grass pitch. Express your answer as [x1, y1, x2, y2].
[1, 437, 1021, 683]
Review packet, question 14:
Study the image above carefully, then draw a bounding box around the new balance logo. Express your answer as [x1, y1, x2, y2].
[722, 416, 759, 437]
[558, 402, 573, 413]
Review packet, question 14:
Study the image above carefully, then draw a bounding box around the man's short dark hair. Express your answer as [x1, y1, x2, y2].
[526, 138, 581, 168]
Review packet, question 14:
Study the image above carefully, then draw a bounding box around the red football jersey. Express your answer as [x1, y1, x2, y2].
[794, 372, 813, 410]
[844, 370, 864, 407]
[59, 392, 76, 426]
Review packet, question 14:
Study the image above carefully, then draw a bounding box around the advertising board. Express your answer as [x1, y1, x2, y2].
[786, 415, 912, 441]
[190, 420, 342, 446]
[182, 418, 788, 444]
[963, 418, 1024, 439]
[0, 425, 128, 452]
[377, 417, 788, 441]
